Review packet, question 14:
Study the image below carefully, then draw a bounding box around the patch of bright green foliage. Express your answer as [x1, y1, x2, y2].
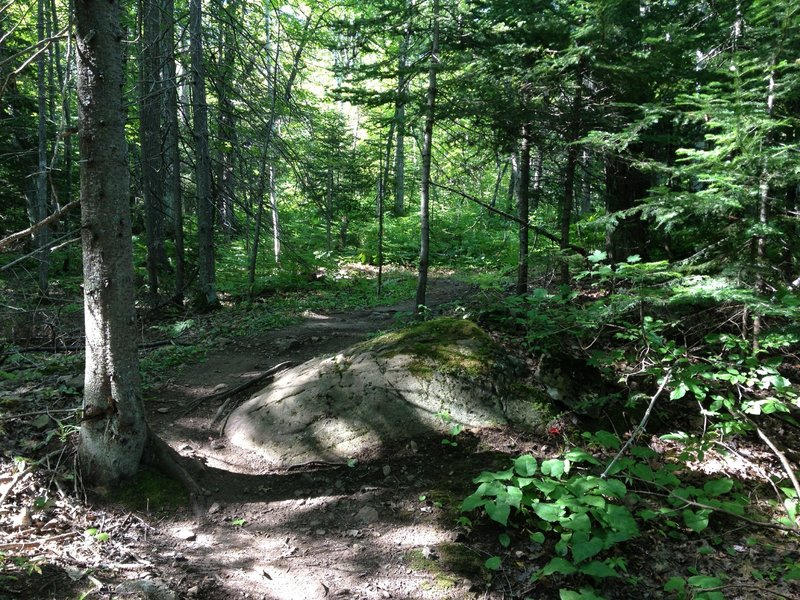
[459, 429, 786, 600]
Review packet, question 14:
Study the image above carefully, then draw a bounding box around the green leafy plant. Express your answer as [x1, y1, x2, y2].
[84, 528, 110, 543]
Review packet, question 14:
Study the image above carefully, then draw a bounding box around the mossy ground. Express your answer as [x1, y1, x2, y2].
[106, 467, 186, 513]
[406, 542, 488, 594]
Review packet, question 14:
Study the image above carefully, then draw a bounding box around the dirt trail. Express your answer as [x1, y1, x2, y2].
[140, 278, 523, 600]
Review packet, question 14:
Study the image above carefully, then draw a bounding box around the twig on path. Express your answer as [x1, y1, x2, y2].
[181, 360, 293, 418]
[601, 369, 672, 479]
[0, 448, 69, 507]
[735, 409, 800, 528]
[0, 531, 79, 551]
[635, 484, 799, 534]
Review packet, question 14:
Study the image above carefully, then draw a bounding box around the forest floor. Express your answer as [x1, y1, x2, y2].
[1, 275, 799, 600]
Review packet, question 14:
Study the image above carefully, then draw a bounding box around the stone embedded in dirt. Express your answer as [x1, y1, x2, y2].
[207, 502, 221, 515]
[224, 318, 555, 467]
[382, 465, 391, 477]
[115, 578, 178, 600]
[174, 528, 196, 541]
[355, 506, 380, 524]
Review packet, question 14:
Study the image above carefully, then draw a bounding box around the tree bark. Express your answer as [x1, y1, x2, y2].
[394, 12, 411, 216]
[140, 0, 166, 299]
[215, 0, 237, 239]
[561, 59, 585, 284]
[603, 154, 650, 264]
[36, 0, 50, 295]
[190, 0, 218, 309]
[75, 0, 147, 484]
[162, 0, 185, 304]
[516, 125, 531, 295]
[415, 0, 439, 318]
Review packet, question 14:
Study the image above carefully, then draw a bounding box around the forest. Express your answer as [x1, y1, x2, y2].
[1, 0, 799, 598]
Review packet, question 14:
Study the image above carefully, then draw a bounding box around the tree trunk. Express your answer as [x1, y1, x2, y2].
[415, 0, 439, 318]
[561, 59, 585, 284]
[190, 0, 218, 309]
[531, 145, 543, 211]
[270, 165, 280, 264]
[163, 0, 185, 304]
[140, 0, 166, 299]
[603, 155, 650, 264]
[516, 125, 531, 295]
[75, 0, 147, 484]
[394, 14, 410, 216]
[215, 0, 237, 239]
[36, 0, 50, 295]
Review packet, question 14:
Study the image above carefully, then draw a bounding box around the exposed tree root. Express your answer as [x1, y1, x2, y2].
[142, 426, 206, 518]
[181, 360, 293, 418]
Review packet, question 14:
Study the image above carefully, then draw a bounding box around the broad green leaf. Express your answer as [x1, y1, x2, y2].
[703, 478, 734, 497]
[664, 576, 685, 592]
[533, 502, 564, 522]
[540, 557, 577, 576]
[541, 458, 566, 478]
[560, 588, 606, 600]
[461, 493, 486, 512]
[593, 430, 620, 450]
[505, 485, 523, 509]
[579, 560, 618, 578]
[498, 533, 511, 547]
[564, 449, 600, 465]
[603, 505, 639, 536]
[530, 531, 546, 544]
[563, 512, 591, 532]
[485, 500, 511, 525]
[597, 478, 627, 499]
[474, 468, 514, 483]
[485, 556, 502, 570]
[588, 250, 607, 264]
[532, 479, 559, 496]
[572, 536, 604, 563]
[513, 455, 538, 477]
[683, 509, 711, 533]
[687, 575, 723, 588]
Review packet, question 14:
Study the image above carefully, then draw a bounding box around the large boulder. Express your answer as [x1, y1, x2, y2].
[224, 318, 553, 466]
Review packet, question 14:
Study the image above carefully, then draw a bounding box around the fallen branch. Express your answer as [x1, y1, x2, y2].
[601, 369, 672, 479]
[431, 181, 588, 256]
[635, 485, 799, 534]
[0, 531, 79, 552]
[181, 361, 293, 418]
[735, 409, 800, 527]
[0, 448, 69, 507]
[0, 199, 79, 251]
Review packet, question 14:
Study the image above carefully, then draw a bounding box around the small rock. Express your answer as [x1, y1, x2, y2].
[408, 441, 418, 454]
[157, 407, 169, 414]
[207, 502, 222, 515]
[12, 508, 31, 528]
[355, 506, 379, 524]
[381, 591, 392, 599]
[382, 465, 391, 477]
[116, 579, 178, 600]
[211, 441, 226, 450]
[175, 528, 196, 541]
[315, 529, 326, 535]
[345, 529, 362, 538]
[212, 383, 228, 393]
[186, 586, 200, 597]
